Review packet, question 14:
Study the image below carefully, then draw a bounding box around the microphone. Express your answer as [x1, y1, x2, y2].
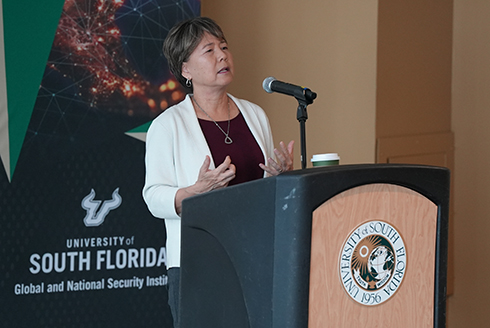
[262, 77, 317, 103]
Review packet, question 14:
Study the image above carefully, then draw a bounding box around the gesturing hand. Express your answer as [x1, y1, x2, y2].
[194, 155, 236, 193]
[259, 140, 295, 176]
[175, 156, 236, 215]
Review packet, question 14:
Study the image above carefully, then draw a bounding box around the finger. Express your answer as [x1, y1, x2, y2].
[274, 147, 286, 165]
[216, 155, 232, 172]
[279, 140, 294, 160]
[279, 141, 289, 155]
[274, 147, 293, 170]
[266, 158, 284, 175]
[259, 163, 276, 176]
[269, 158, 282, 171]
[287, 140, 295, 156]
[215, 164, 236, 188]
[221, 170, 236, 185]
[198, 156, 211, 175]
[193, 156, 215, 193]
[278, 140, 295, 170]
[228, 163, 236, 175]
[221, 163, 236, 180]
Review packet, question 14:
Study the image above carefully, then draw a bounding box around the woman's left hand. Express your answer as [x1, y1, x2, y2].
[260, 140, 295, 176]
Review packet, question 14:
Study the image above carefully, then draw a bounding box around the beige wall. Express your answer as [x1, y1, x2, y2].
[449, 1, 490, 326]
[376, 0, 453, 138]
[202, 0, 378, 167]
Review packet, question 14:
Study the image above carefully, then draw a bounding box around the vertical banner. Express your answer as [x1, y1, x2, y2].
[0, 1, 200, 327]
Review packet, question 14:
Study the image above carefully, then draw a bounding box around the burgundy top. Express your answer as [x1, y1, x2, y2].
[198, 112, 265, 186]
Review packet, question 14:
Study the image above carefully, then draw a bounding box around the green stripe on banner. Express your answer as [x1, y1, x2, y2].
[128, 121, 152, 133]
[0, 0, 9, 180]
[2, 0, 65, 180]
[126, 121, 152, 142]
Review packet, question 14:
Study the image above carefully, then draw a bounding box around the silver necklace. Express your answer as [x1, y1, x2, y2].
[193, 96, 233, 144]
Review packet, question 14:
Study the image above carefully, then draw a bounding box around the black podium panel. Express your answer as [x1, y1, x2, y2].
[180, 164, 450, 328]
[181, 177, 276, 328]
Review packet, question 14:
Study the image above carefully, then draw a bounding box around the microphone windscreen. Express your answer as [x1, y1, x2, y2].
[262, 76, 276, 93]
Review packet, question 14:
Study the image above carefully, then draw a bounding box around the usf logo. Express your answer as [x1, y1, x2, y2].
[82, 188, 122, 227]
[339, 220, 407, 306]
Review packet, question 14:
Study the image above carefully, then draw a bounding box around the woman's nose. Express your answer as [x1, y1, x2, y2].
[218, 49, 227, 61]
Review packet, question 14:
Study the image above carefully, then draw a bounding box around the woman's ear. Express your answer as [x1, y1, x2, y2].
[181, 63, 190, 80]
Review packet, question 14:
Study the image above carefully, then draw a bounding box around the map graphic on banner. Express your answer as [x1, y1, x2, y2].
[0, 1, 200, 327]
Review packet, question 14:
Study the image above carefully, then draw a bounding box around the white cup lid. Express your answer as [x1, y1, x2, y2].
[311, 153, 340, 162]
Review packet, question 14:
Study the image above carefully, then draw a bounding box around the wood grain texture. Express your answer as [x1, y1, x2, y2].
[309, 184, 438, 327]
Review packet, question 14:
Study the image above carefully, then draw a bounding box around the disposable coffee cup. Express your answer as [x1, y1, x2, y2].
[311, 153, 340, 167]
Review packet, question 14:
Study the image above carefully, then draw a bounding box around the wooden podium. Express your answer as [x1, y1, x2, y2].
[180, 164, 449, 328]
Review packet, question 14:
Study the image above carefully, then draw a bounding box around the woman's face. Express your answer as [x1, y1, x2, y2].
[181, 32, 234, 92]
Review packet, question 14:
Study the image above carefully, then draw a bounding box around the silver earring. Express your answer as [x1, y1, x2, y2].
[186, 78, 192, 88]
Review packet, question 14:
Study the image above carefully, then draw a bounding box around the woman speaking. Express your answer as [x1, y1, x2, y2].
[142, 16, 294, 327]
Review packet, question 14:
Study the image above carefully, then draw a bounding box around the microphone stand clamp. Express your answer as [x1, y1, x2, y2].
[294, 89, 316, 170]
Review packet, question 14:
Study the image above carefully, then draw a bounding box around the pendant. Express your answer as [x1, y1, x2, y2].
[225, 136, 233, 144]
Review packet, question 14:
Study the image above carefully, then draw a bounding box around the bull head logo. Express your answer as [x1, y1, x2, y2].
[82, 188, 122, 227]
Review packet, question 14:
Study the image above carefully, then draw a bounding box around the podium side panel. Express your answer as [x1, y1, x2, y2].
[181, 178, 276, 328]
[180, 228, 250, 328]
[309, 184, 438, 327]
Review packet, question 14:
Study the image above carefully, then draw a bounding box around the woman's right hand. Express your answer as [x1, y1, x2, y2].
[175, 156, 236, 214]
[194, 155, 236, 193]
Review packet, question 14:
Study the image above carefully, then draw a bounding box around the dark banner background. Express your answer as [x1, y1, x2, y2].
[0, 1, 200, 327]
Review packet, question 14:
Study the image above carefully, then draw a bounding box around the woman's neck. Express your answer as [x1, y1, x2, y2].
[191, 89, 231, 121]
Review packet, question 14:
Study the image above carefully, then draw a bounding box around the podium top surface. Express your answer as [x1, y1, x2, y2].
[183, 163, 450, 210]
[275, 163, 450, 202]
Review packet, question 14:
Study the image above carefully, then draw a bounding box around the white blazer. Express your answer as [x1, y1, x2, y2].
[143, 94, 275, 268]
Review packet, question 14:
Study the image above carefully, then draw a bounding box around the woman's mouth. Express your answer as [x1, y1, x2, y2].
[218, 67, 229, 74]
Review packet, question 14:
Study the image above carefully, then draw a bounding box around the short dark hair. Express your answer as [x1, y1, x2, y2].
[163, 17, 227, 92]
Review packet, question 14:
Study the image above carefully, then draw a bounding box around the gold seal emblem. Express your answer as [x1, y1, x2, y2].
[339, 220, 407, 306]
